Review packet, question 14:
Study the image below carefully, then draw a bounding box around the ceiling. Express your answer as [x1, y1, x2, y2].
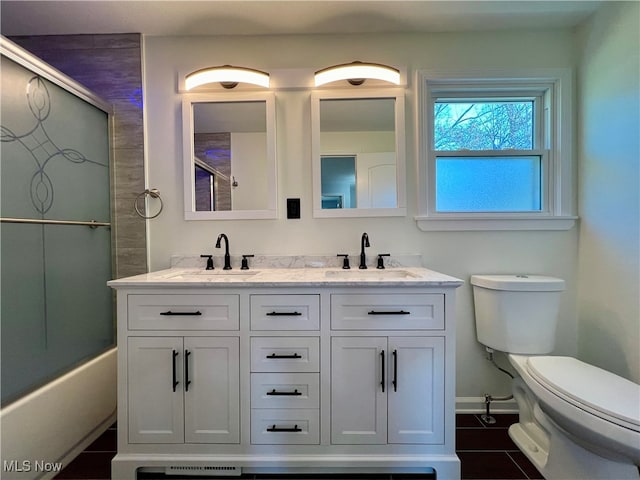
[0, 1, 602, 37]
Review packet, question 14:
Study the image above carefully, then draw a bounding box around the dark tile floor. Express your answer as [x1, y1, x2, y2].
[456, 414, 543, 480]
[54, 414, 542, 480]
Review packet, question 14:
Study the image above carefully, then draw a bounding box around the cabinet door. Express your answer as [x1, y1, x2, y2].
[331, 337, 387, 444]
[387, 336, 445, 444]
[128, 337, 184, 443]
[184, 337, 240, 443]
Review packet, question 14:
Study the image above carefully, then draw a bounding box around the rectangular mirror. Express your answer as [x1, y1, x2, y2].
[182, 92, 277, 220]
[311, 89, 406, 218]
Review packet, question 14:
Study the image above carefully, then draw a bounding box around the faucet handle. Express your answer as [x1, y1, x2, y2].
[200, 254, 214, 270]
[337, 254, 351, 270]
[241, 254, 254, 270]
[376, 253, 390, 270]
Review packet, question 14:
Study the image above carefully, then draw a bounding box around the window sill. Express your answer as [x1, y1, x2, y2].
[415, 215, 578, 232]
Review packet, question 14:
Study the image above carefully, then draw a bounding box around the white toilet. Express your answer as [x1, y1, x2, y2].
[471, 274, 640, 480]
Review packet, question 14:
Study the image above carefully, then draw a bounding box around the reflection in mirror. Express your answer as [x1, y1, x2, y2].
[193, 101, 266, 211]
[321, 155, 356, 209]
[182, 93, 277, 220]
[312, 90, 405, 218]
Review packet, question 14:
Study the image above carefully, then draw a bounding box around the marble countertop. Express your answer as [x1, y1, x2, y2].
[108, 255, 463, 289]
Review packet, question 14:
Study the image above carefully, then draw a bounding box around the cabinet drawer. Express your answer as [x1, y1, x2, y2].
[251, 337, 319, 372]
[251, 373, 319, 409]
[250, 294, 320, 331]
[251, 409, 319, 444]
[128, 294, 239, 330]
[331, 294, 444, 330]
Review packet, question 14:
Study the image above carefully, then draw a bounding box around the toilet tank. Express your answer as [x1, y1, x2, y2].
[470, 275, 565, 354]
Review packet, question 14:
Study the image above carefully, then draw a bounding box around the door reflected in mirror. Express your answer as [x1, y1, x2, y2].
[182, 93, 277, 220]
[312, 90, 405, 218]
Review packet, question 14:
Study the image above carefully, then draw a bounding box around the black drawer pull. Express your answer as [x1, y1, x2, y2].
[368, 310, 410, 315]
[266, 353, 302, 359]
[172, 350, 179, 392]
[185, 350, 192, 392]
[266, 388, 301, 396]
[266, 311, 302, 316]
[160, 310, 202, 316]
[267, 424, 302, 432]
[392, 349, 398, 392]
[381, 350, 385, 393]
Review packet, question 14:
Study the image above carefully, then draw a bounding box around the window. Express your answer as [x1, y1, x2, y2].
[416, 70, 576, 231]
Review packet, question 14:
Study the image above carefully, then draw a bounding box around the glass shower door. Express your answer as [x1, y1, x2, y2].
[1, 53, 114, 405]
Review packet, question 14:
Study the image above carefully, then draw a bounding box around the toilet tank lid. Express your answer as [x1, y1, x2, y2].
[470, 274, 565, 291]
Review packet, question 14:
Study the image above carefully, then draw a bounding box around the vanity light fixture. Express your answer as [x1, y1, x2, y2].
[314, 61, 400, 87]
[185, 65, 270, 90]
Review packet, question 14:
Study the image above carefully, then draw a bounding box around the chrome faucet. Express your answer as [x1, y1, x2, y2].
[215, 233, 232, 270]
[359, 232, 370, 269]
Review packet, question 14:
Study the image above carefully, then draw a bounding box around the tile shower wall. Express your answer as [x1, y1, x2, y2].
[194, 132, 232, 211]
[10, 34, 147, 278]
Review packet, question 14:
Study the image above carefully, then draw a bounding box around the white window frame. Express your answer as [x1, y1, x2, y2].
[415, 69, 577, 231]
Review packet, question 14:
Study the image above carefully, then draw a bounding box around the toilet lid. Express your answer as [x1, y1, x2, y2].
[526, 356, 640, 429]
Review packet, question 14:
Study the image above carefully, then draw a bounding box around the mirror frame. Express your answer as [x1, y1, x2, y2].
[182, 91, 277, 220]
[311, 88, 406, 218]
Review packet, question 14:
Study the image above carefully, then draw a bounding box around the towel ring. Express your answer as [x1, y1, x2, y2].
[134, 188, 163, 219]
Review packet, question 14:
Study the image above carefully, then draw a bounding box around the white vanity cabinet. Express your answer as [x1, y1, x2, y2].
[124, 293, 240, 446]
[331, 336, 444, 445]
[127, 336, 240, 444]
[110, 268, 462, 479]
[330, 292, 446, 445]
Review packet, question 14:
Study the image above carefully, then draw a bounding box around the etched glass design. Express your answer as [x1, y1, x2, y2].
[1, 56, 113, 405]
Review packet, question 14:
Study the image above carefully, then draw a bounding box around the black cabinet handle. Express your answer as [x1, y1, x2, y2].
[368, 310, 410, 315]
[172, 350, 179, 392]
[185, 350, 191, 392]
[392, 349, 398, 392]
[266, 353, 302, 359]
[160, 310, 202, 316]
[266, 311, 302, 316]
[381, 350, 385, 393]
[266, 389, 302, 396]
[267, 424, 302, 432]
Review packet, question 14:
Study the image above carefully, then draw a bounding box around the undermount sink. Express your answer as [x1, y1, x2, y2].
[167, 270, 259, 281]
[324, 269, 420, 279]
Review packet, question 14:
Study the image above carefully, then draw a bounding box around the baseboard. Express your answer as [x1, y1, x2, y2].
[456, 396, 519, 414]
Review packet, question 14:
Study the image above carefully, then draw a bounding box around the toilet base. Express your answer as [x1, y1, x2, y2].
[510, 377, 640, 480]
[510, 415, 640, 480]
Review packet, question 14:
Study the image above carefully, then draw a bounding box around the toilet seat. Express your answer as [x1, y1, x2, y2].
[526, 356, 640, 432]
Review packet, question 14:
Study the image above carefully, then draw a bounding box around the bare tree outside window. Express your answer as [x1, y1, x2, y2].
[432, 100, 540, 212]
[434, 101, 534, 151]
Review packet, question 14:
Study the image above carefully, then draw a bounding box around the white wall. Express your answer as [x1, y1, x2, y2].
[143, 30, 579, 401]
[576, 2, 640, 383]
